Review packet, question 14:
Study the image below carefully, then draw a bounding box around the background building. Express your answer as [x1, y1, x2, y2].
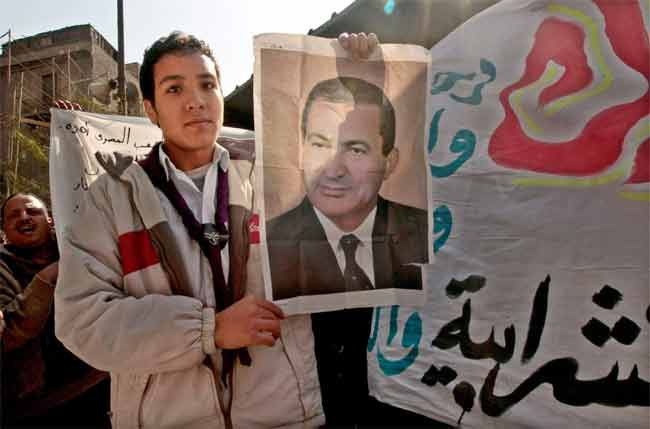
[0, 24, 141, 201]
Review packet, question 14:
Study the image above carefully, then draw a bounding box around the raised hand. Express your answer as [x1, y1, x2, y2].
[54, 99, 82, 111]
[338, 32, 379, 59]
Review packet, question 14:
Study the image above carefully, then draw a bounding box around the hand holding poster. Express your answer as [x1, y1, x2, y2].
[254, 34, 433, 315]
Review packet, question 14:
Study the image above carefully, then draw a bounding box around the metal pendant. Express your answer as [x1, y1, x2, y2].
[202, 223, 229, 249]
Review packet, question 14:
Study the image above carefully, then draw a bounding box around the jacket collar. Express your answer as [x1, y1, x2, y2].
[158, 142, 229, 182]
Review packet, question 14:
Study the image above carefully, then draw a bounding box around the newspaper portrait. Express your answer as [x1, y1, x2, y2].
[254, 34, 432, 315]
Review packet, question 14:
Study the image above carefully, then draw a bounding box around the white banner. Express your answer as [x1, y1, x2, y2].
[368, 0, 649, 427]
[49, 109, 254, 245]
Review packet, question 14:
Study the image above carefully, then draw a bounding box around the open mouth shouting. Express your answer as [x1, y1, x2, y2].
[16, 222, 37, 235]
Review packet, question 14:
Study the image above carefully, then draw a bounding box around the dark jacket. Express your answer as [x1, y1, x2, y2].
[267, 196, 428, 300]
[0, 243, 109, 424]
[266, 196, 431, 426]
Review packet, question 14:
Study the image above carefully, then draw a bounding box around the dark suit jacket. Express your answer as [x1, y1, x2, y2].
[266, 196, 428, 300]
[267, 196, 433, 425]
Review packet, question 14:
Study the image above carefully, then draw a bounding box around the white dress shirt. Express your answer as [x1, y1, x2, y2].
[314, 206, 377, 288]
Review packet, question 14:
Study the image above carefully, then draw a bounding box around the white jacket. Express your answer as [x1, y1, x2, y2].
[54, 148, 323, 428]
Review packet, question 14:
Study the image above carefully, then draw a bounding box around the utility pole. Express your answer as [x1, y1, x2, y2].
[117, 0, 127, 115]
[13, 72, 24, 194]
[1, 29, 11, 197]
[51, 58, 56, 102]
[5, 29, 10, 96]
[67, 48, 72, 99]
[7, 87, 16, 197]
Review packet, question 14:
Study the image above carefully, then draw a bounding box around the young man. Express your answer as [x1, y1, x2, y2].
[0, 193, 109, 426]
[55, 31, 376, 428]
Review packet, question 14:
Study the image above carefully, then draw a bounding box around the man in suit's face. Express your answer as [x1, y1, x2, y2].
[302, 99, 398, 232]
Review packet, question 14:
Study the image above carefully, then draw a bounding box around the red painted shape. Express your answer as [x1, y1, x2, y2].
[489, 1, 650, 176]
[626, 139, 650, 184]
[594, 0, 649, 79]
[536, 19, 593, 106]
[119, 229, 160, 275]
[249, 214, 260, 245]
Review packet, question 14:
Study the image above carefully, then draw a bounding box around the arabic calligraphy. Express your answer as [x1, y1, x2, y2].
[432, 299, 516, 364]
[61, 122, 155, 150]
[420, 274, 650, 421]
[427, 108, 476, 179]
[481, 359, 649, 416]
[369, 306, 423, 376]
[433, 205, 452, 253]
[59, 121, 156, 200]
[430, 58, 497, 106]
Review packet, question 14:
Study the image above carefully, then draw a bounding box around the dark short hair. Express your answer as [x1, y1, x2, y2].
[0, 192, 47, 229]
[139, 31, 221, 104]
[301, 77, 396, 155]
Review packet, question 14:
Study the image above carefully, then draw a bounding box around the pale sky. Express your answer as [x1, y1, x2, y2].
[0, 0, 354, 94]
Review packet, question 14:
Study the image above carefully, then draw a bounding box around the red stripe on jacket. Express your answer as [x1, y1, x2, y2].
[118, 230, 160, 275]
[249, 214, 260, 244]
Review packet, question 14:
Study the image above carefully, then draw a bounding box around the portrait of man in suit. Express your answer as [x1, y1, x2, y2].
[266, 76, 429, 301]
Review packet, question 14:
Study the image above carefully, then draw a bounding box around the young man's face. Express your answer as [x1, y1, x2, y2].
[144, 52, 223, 170]
[302, 99, 397, 232]
[2, 195, 52, 249]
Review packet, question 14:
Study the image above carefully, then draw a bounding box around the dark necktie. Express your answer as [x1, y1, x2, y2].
[340, 234, 373, 291]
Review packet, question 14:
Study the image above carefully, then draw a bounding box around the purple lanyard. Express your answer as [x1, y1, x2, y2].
[139, 143, 252, 385]
[139, 143, 231, 311]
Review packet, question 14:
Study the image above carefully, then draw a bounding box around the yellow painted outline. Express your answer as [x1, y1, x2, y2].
[619, 191, 650, 201]
[618, 117, 650, 200]
[511, 61, 561, 135]
[512, 116, 649, 191]
[544, 4, 614, 115]
[634, 117, 650, 142]
[512, 168, 627, 187]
